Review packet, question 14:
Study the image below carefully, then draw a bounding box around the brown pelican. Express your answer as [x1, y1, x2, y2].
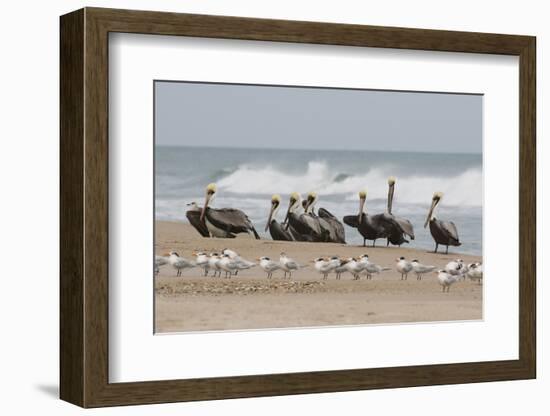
[424, 192, 461, 254]
[283, 193, 326, 242]
[265, 194, 294, 241]
[343, 190, 388, 247]
[305, 192, 346, 244]
[185, 202, 211, 237]
[381, 177, 415, 246]
[199, 183, 260, 239]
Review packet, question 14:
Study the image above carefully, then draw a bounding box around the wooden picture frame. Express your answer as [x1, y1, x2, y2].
[60, 7, 536, 408]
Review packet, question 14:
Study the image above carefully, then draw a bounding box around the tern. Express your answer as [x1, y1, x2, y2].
[221, 248, 256, 274]
[445, 259, 464, 276]
[192, 251, 210, 276]
[436, 270, 460, 292]
[168, 251, 195, 277]
[218, 254, 240, 278]
[279, 252, 306, 279]
[466, 262, 483, 284]
[155, 254, 169, 276]
[411, 259, 437, 280]
[258, 256, 281, 279]
[344, 257, 365, 280]
[358, 254, 390, 280]
[395, 256, 413, 280]
[334, 258, 349, 280]
[208, 253, 223, 277]
[312, 257, 335, 280]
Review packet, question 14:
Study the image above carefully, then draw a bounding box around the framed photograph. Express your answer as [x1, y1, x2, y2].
[60, 7, 536, 407]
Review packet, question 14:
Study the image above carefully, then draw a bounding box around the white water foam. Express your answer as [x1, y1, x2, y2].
[217, 161, 482, 207]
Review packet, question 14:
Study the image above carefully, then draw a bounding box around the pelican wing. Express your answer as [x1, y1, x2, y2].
[288, 222, 312, 242]
[206, 208, 260, 239]
[185, 210, 210, 237]
[441, 220, 460, 242]
[301, 214, 323, 236]
[392, 215, 415, 239]
[343, 214, 361, 228]
[269, 220, 294, 241]
[318, 208, 336, 219]
[332, 220, 346, 243]
[318, 208, 346, 243]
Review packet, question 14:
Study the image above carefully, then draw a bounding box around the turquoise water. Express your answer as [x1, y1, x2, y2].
[155, 146, 482, 255]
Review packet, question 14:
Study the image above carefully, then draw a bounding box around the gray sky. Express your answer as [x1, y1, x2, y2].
[155, 81, 482, 154]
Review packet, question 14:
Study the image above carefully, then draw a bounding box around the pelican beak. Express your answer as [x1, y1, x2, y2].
[283, 199, 294, 230]
[358, 196, 366, 224]
[265, 201, 276, 232]
[304, 199, 311, 213]
[200, 192, 212, 222]
[304, 194, 316, 213]
[424, 198, 438, 228]
[387, 183, 395, 213]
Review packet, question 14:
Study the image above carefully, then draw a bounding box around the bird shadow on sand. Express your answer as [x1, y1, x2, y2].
[34, 384, 59, 399]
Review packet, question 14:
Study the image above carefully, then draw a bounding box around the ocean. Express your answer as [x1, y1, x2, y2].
[155, 146, 482, 255]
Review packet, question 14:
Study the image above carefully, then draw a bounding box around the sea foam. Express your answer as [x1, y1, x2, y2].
[217, 161, 482, 207]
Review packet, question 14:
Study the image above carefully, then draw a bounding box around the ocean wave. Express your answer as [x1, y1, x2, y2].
[216, 161, 482, 206]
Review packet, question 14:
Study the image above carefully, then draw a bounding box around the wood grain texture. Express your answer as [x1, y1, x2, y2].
[59, 8, 84, 407]
[59, 7, 536, 408]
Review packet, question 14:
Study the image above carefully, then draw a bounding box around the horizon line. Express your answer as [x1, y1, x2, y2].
[154, 143, 482, 155]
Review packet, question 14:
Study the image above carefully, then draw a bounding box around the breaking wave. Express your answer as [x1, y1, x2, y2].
[216, 161, 482, 207]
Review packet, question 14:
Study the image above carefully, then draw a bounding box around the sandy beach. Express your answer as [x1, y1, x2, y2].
[155, 221, 482, 333]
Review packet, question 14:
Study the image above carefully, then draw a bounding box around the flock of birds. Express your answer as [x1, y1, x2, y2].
[156, 250, 483, 292]
[185, 177, 461, 254]
[159, 176, 481, 293]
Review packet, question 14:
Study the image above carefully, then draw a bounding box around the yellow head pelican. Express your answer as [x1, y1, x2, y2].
[424, 191, 443, 228]
[358, 189, 367, 223]
[305, 191, 318, 213]
[283, 192, 302, 224]
[265, 194, 282, 231]
[200, 183, 217, 222]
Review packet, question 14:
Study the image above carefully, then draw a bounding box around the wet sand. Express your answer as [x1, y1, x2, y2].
[155, 221, 482, 333]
